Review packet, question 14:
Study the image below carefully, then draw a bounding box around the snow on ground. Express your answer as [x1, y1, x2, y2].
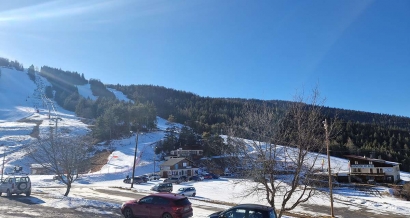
[1, 66, 410, 217]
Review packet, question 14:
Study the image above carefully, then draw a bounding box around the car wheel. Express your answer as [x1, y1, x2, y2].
[0, 192, 2, 196]
[7, 189, 11, 197]
[123, 207, 134, 218]
[162, 212, 173, 218]
[26, 189, 31, 197]
[192, 193, 196, 197]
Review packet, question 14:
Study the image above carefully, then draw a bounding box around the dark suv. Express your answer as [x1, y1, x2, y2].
[164, 177, 181, 184]
[123, 177, 145, 184]
[208, 204, 277, 218]
[121, 193, 193, 218]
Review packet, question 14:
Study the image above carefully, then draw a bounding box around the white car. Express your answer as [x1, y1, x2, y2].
[148, 173, 161, 181]
[0, 175, 31, 197]
[175, 187, 196, 197]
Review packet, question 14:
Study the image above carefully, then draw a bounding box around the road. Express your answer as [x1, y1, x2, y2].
[0, 186, 221, 218]
[0, 186, 406, 218]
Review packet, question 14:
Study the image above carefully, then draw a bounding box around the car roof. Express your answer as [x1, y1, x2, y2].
[232, 204, 273, 211]
[149, 193, 187, 200]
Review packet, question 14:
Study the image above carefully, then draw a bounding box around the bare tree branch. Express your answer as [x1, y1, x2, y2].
[26, 131, 92, 196]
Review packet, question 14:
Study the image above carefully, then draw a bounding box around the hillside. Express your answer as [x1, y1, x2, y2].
[2, 55, 410, 171]
[108, 84, 410, 172]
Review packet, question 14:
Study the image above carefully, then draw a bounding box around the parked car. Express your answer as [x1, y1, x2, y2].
[121, 193, 193, 218]
[0, 175, 31, 197]
[367, 179, 376, 185]
[209, 173, 220, 179]
[175, 187, 196, 197]
[203, 174, 212, 179]
[151, 182, 173, 192]
[179, 175, 188, 182]
[221, 172, 235, 177]
[188, 175, 202, 182]
[164, 177, 181, 184]
[137, 176, 149, 183]
[208, 204, 277, 218]
[123, 177, 145, 184]
[148, 173, 161, 181]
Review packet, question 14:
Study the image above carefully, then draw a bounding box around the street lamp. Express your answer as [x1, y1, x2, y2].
[130, 129, 139, 188]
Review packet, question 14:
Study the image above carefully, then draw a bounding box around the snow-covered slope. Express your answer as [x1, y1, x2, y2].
[0, 67, 37, 122]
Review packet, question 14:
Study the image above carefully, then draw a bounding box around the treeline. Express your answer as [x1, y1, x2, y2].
[89, 79, 116, 99]
[39, 66, 86, 111]
[0, 57, 24, 71]
[108, 84, 410, 172]
[155, 125, 225, 158]
[92, 99, 157, 141]
[329, 121, 410, 171]
[108, 84, 292, 135]
[34, 66, 156, 142]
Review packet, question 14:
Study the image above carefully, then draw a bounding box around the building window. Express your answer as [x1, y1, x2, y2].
[358, 168, 361, 172]
[380, 168, 383, 173]
[355, 161, 358, 164]
[370, 169, 373, 174]
[369, 161, 372, 164]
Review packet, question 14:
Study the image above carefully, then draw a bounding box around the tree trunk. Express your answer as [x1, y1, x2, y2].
[64, 182, 71, 196]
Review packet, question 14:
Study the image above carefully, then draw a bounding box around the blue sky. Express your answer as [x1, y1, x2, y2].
[1, 0, 410, 117]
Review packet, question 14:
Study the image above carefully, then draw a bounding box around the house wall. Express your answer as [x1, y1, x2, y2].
[160, 159, 199, 178]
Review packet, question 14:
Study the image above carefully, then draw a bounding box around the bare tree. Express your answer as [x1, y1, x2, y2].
[26, 133, 92, 196]
[223, 88, 337, 217]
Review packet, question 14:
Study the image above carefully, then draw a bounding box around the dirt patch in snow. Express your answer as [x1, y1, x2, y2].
[89, 150, 112, 173]
[18, 118, 43, 139]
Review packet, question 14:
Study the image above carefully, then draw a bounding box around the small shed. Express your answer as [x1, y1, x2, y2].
[30, 164, 52, 175]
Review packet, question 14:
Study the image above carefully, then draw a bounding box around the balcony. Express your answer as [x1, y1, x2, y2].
[350, 172, 385, 176]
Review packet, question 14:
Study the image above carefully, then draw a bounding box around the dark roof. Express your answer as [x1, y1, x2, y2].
[344, 155, 400, 166]
[233, 204, 274, 211]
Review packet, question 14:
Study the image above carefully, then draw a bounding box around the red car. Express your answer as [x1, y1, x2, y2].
[121, 193, 193, 218]
[203, 174, 212, 179]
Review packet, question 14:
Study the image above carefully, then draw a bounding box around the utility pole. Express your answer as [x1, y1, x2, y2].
[323, 119, 334, 217]
[1, 144, 6, 180]
[131, 129, 139, 188]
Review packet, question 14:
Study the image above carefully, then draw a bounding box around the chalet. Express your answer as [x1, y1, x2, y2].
[159, 158, 199, 178]
[345, 155, 401, 183]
